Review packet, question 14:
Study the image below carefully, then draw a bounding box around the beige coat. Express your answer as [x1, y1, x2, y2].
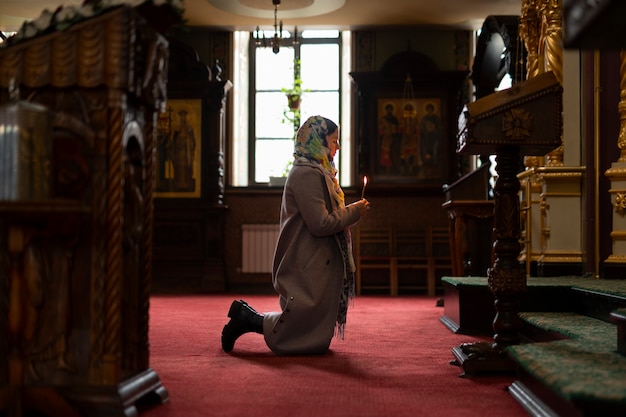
[263, 159, 362, 355]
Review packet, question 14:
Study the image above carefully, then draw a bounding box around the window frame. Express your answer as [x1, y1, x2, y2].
[247, 31, 343, 186]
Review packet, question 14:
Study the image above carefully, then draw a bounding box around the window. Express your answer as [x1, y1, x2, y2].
[0, 32, 16, 45]
[231, 30, 351, 187]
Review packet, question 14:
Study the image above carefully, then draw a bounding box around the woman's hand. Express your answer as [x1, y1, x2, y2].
[354, 198, 371, 218]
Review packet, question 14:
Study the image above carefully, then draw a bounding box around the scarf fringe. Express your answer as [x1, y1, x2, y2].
[335, 322, 346, 340]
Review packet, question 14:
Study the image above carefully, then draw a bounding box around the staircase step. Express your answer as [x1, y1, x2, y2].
[509, 311, 626, 416]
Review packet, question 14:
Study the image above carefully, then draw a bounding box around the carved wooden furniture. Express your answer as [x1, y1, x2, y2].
[350, 50, 467, 193]
[443, 200, 494, 277]
[442, 163, 494, 277]
[151, 39, 231, 293]
[452, 70, 563, 374]
[0, 6, 169, 416]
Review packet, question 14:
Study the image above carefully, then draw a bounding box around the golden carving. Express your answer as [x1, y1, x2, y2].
[615, 192, 626, 214]
[604, 166, 626, 177]
[610, 230, 626, 239]
[539, 254, 583, 263]
[540, 0, 563, 82]
[520, 0, 541, 78]
[537, 166, 585, 181]
[617, 51, 626, 162]
[541, 0, 564, 167]
[606, 254, 626, 263]
[523, 156, 544, 169]
[540, 197, 548, 252]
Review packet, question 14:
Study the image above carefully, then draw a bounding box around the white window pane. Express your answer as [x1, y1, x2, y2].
[340, 30, 352, 186]
[232, 31, 250, 187]
[301, 44, 339, 90]
[256, 92, 296, 138]
[255, 139, 295, 182]
[256, 48, 294, 90]
[301, 92, 339, 124]
[301, 30, 339, 39]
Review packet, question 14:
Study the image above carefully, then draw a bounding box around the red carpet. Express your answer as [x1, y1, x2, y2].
[142, 295, 528, 417]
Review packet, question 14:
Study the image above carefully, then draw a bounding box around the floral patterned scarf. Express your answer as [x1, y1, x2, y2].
[294, 116, 355, 339]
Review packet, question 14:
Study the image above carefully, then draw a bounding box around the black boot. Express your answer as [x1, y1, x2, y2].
[221, 299, 264, 352]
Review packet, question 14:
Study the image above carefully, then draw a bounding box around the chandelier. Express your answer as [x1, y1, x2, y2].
[254, 0, 298, 54]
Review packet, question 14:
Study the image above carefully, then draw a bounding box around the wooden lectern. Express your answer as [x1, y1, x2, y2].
[0, 6, 170, 416]
[451, 71, 563, 375]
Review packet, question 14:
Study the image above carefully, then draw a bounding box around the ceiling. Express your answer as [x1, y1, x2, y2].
[1, 0, 522, 33]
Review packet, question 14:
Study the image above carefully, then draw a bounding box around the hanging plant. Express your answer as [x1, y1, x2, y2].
[287, 94, 301, 111]
[281, 58, 309, 136]
[281, 59, 305, 98]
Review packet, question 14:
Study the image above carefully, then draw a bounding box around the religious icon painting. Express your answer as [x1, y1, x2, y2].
[155, 99, 202, 198]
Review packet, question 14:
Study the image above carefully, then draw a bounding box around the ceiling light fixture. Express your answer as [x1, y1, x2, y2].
[253, 0, 298, 54]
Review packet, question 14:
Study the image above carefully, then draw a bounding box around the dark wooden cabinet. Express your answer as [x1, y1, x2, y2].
[151, 39, 231, 293]
[0, 6, 169, 416]
[350, 50, 467, 193]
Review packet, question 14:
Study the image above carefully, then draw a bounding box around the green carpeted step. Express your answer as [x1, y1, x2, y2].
[518, 311, 616, 349]
[443, 276, 626, 411]
[509, 312, 626, 407]
[441, 275, 626, 297]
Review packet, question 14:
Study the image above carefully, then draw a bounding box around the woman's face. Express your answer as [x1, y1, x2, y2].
[327, 130, 340, 159]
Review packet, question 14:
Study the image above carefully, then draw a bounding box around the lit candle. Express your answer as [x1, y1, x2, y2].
[361, 176, 368, 200]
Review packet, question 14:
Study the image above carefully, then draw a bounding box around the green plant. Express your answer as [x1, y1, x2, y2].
[281, 59, 309, 137]
[281, 59, 305, 97]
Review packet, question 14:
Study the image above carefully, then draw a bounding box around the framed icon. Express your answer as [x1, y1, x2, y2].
[155, 99, 202, 198]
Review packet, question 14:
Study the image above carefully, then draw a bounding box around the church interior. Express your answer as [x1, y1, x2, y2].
[1, 0, 626, 416]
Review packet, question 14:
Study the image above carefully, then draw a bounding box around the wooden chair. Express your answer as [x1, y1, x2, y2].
[393, 226, 432, 295]
[428, 225, 453, 295]
[355, 226, 397, 295]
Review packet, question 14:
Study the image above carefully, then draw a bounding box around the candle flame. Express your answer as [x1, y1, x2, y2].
[363, 176, 368, 185]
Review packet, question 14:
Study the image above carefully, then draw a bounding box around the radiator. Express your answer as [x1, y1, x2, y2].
[241, 224, 280, 273]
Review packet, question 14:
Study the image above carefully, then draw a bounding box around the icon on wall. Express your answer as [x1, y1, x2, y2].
[155, 99, 202, 198]
[376, 98, 442, 181]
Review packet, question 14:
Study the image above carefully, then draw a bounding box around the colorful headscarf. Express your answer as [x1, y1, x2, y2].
[294, 115, 355, 339]
[295, 115, 336, 174]
[294, 115, 344, 205]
